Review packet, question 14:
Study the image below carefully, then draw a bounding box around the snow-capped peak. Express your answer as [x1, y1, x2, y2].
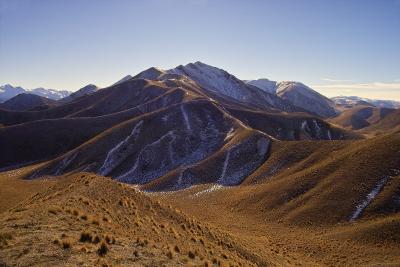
[331, 96, 400, 109]
[276, 81, 338, 117]
[167, 61, 249, 99]
[0, 84, 70, 102]
[246, 79, 277, 94]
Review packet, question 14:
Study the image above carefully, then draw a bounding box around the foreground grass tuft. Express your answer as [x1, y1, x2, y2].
[98, 242, 108, 256]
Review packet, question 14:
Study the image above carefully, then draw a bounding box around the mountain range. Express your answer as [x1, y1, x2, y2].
[331, 95, 400, 109]
[0, 84, 71, 103]
[1, 61, 399, 266]
[2, 62, 398, 116]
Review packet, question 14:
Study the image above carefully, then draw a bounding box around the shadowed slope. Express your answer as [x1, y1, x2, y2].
[227, 107, 360, 140]
[0, 79, 174, 126]
[0, 93, 58, 111]
[28, 99, 271, 190]
[360, 109, 400, 134]
[0, 88, 187, 169]
[329, 105, 397, 130]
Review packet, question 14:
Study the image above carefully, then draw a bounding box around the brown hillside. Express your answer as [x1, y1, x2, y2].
[329, 105, 396, 131]
[0, 171, 259, 266]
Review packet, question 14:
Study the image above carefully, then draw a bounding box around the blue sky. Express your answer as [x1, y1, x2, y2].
[0, 0, 399, 100]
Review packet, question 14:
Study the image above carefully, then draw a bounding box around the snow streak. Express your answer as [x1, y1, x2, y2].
[117, 131, 176, 182]
[181, 104, 191, 131]
[54, 152, 77, 175]
[218, 149, 231, 183]
[327, 130, 332, 140]
[99, 121, 143, 176]
[313, 119, 322, 139]
[192, 185, 223, 197]
[350, 175, 389, 221]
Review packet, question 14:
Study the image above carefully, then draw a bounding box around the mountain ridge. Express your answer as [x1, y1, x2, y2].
[0, 84, 71, 102]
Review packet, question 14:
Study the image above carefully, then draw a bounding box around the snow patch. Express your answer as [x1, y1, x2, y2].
[301, 120, 308, 131]
[350, 175, 390, 221]
[181, 104, 191, 131]
[327, 130, 332, 140]
[176, 170, 185, 188]
[192, 185, 224, 197]
[117, 130, 176, 182]
[218, 149, 231, 183]
[99, 121, 143, 176]
[257, 137, 269, 156]
[313, 119, 322, 139]
[54, 152, 77, 175]
[224, 128, 235, 141]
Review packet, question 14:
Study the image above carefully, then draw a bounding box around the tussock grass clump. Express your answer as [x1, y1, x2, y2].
[97, 242, 108, 256]
[93, 235, 101, 244]
[166, 250, 173, 259]
[105, 235, 115, 244]
[188, 250, 196, 259]
[174, 245, 180, 253]
[136, 238, 148, 247]
[48, 208, 59, 215]
[62, 241, 71, 249]
[0, 233, 12, 248]
[79, 232, 93, 243]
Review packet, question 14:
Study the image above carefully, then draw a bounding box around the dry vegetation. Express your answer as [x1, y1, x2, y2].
[0, 172, 259, 266]
[1, 132, 399, 266]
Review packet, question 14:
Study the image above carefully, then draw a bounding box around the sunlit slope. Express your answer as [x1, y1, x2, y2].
[0, 172, 258, 266]
[220, 132, 400, 225]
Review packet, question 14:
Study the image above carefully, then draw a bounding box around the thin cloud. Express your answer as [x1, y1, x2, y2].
[320, 78, 354, 83]
[313, 82, 400, 92]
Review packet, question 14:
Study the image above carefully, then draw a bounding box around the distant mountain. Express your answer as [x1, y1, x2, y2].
[276, 81, 338, 118]
[328, 104, 396, 130]
[30, 87, 70, 100]
[0, 93, 58, 111]
[59, 84, 99, 103]
[0, 84, 71, 102]
[245, 79, 277, 94]
[0, 84, 25, 102]
[331, 96, 400, 109]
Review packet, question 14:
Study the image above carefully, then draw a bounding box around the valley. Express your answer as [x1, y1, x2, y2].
[0, 62, 399, 266]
